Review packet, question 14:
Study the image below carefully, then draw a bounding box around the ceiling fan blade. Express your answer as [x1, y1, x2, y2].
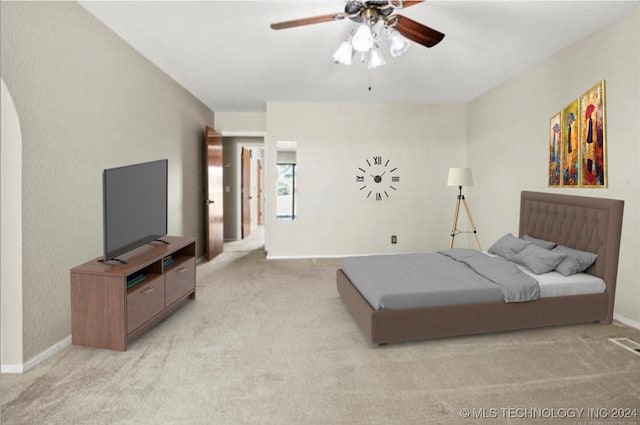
[394, 15, 445, 48]
[391, 0, 423, 9]
[270, 13, 346, 30]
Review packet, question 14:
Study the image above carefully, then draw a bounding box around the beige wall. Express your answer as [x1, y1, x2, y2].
[1, 79, 24, 369]
[1, 2, 213, 361]
[277, 151, 296, 164]
[215, 112, 266, 134]
[468, 8, 640, 323]
[265, 102, 469, 257]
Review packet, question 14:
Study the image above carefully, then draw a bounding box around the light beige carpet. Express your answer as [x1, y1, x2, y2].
[2, 247, 639, 425]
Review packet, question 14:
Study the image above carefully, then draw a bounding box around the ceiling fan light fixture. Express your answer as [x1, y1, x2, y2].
[367, 44, 386, 69]
[333, 40, 354, 65]
[388, 29, 410, 57]
[351, 23, 375, 52]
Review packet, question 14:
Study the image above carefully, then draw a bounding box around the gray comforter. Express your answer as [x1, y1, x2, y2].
[341, 248, 540, 310]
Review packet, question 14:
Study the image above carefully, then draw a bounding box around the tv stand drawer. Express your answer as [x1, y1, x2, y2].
[165, 258, 196, 306]
[127, 275, 165, 333]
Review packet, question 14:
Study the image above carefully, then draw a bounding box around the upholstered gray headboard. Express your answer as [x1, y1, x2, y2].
[519, 191, 624, 320]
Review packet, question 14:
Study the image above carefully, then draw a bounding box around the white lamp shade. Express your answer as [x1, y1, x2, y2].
[352, 23, 374, 52]
[388, 30, 410, 57]
[367, 44, 386, 69]
[333, 41, 353, 65]
[447, 167, 474, 187]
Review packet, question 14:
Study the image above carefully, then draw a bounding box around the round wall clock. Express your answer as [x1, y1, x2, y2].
[356, 155, 400, 201]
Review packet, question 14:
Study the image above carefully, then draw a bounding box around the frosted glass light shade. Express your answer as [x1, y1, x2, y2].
[352, 23, 374, 52]
[333, 41, 353, 65]
[388, 30, 410, 57]
[367, 44, 386, 69]
[447, 167, 474, 187]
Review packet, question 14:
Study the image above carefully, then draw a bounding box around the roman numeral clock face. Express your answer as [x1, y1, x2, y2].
[356, 156, 400, 201]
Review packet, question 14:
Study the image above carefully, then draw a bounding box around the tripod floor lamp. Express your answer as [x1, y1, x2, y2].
[448, 167, 481, 250]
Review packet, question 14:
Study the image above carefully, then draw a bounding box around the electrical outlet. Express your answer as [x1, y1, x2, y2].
[391, 235, 397, 244]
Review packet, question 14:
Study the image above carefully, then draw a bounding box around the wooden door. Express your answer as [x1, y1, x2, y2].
[204, 126, 223, 261]
[241, 147, 251, 239]
[257, 159, 263, 225]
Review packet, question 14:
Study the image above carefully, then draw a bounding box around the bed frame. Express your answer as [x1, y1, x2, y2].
[337, 191, 624, 345]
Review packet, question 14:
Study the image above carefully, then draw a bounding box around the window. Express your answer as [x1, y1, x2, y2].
[276, 163, 296, 220]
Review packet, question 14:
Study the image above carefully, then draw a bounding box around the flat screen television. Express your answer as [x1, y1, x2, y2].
[103, 159, 168, 261]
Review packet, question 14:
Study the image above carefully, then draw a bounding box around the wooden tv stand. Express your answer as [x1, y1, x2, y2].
[70, 236, 196, 351]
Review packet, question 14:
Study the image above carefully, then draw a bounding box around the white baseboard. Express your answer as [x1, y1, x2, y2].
[266, 252, 408, 260]
[267, 254, 341, 260]
[23, 335, 72, 372]
[1, 363, 24, 374]
[220, 130, 266, 138]
[2, 335, 71, 375]
[613, 314, 640, 331]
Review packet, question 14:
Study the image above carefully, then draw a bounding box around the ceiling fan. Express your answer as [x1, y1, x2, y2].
[270, 1, 445, 69]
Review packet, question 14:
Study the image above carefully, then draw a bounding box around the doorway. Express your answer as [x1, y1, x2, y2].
[221, 136, 265, 248]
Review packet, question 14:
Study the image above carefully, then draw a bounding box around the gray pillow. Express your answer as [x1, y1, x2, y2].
[487, 233, 532, 260]
[511, 244, 566, 275]
[552, 245, 598, 276]
[523, 234, 556, 250]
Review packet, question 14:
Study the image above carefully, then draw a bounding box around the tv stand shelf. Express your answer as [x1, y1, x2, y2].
[70, 236, 196, 351]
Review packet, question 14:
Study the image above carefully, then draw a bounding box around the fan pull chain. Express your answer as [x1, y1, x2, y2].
[368, 70, 372, 91]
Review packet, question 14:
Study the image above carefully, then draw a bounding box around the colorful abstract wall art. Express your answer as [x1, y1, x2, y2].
[548, 112, 562, 186]
[561, 99, 580, 186]
[548, 80, 607, 188]
[580, 80, 607, 187]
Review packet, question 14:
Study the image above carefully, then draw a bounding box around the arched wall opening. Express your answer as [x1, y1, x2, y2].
[1, 78, 24, 373]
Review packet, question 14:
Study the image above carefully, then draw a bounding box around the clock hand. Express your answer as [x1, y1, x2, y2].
[380, 171, 387, 177]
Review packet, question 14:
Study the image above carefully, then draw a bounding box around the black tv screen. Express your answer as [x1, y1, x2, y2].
[103, 159, 168, 261]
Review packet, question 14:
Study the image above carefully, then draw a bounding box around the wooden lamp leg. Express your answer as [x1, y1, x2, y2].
[449, 184, 481, 250]
[462, 198, 482, 250]
[449, 197, 462, 249]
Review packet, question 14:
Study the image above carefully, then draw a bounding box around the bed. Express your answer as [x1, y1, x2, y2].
[336, 191, 624, 345]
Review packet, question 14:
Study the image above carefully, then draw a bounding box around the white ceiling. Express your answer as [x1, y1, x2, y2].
[80, 1, 636, 112]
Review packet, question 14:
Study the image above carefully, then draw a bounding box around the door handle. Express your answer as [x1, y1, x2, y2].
[208, 200, 215, 204]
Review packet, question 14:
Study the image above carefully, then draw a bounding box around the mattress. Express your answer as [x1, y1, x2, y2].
[481, 252, 606, 297]
[515, 265, 606, 298]
[342, 253, 505, 310]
